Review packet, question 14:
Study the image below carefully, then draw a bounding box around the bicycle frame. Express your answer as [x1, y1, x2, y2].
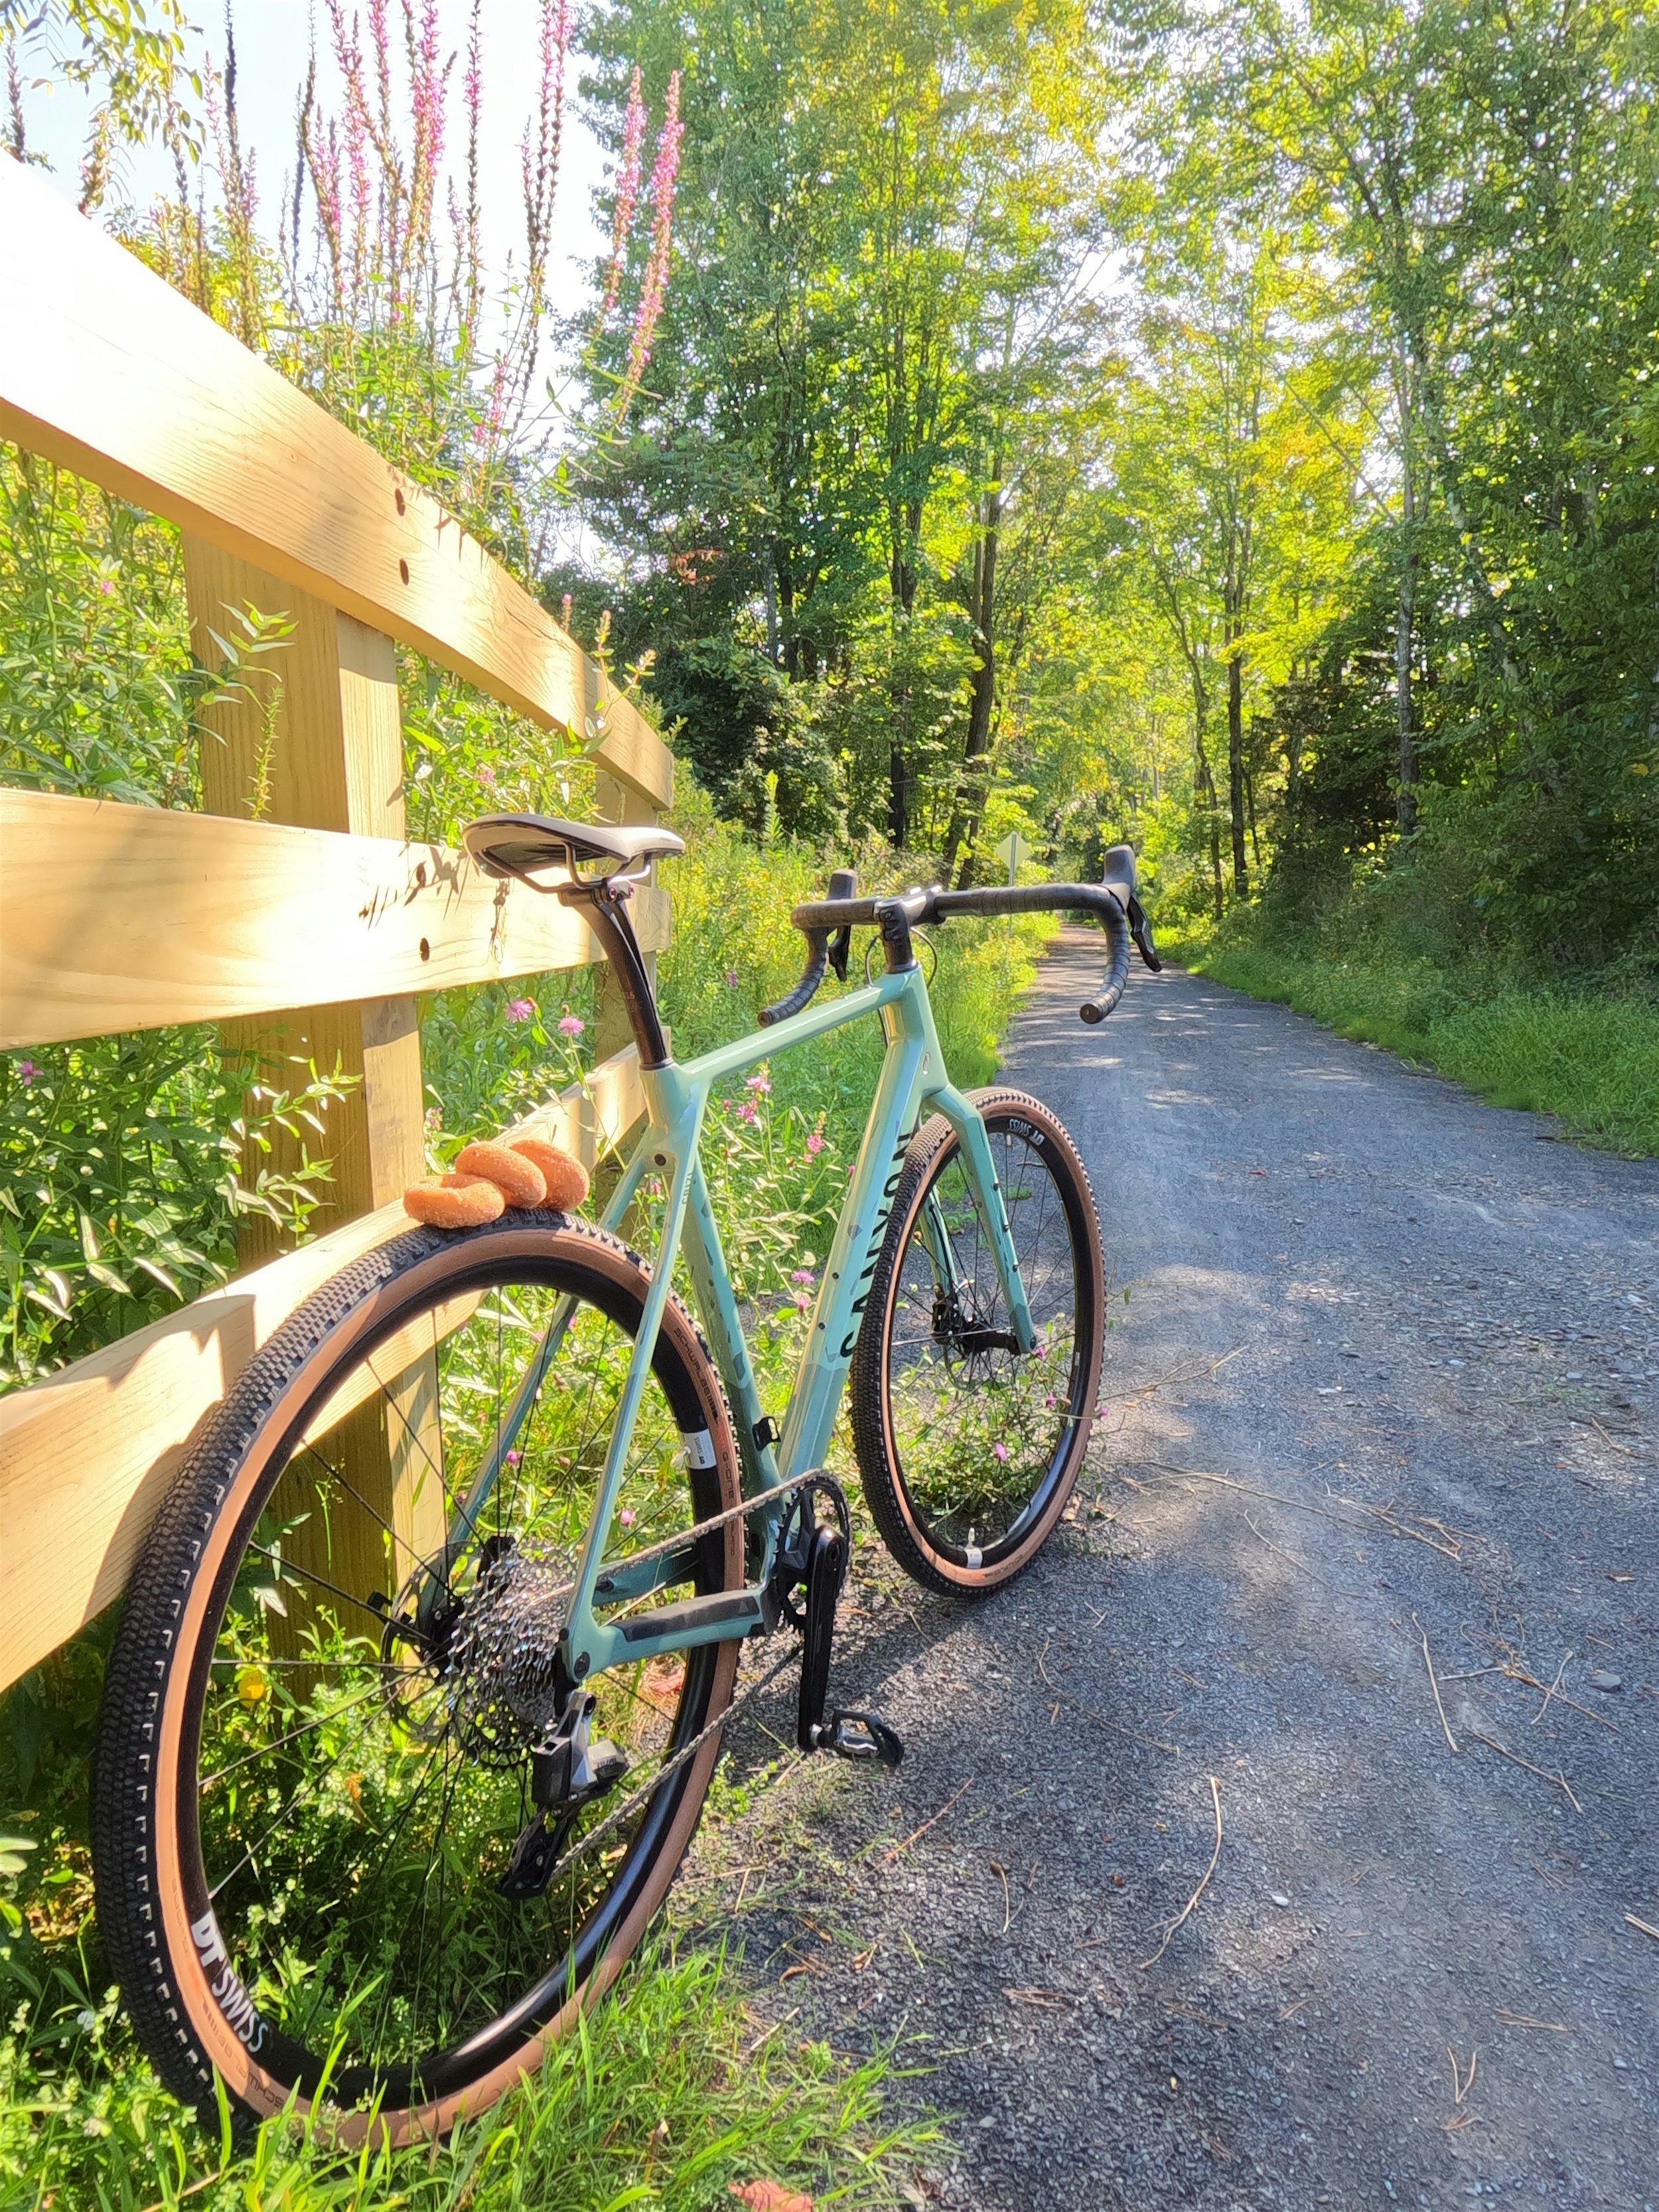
[433, 958, 1035, 1682]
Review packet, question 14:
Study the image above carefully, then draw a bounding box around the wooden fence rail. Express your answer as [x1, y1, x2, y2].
[0, 153, 672, 1693]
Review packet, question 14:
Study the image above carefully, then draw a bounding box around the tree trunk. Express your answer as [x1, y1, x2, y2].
[1393, 354, 1418, 836]
[1195, 727, 1223, 921]
[944, 462, 1001, 882]
[762, 545, 780, 666]
[1227, 646, 1248, 899]
[1396, 544, 1417, 836]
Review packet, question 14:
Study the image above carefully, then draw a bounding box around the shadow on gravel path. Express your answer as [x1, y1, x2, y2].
[682, 932, 1658, 2212]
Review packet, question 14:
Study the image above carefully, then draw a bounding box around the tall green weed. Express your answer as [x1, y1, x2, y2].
[1174, 922, 1659, 1157]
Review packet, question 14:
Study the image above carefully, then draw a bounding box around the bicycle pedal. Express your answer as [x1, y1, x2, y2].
[812, 1708, 904, 1767]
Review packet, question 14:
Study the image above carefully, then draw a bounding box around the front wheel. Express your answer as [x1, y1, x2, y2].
[851, 1088, 1105, 1595]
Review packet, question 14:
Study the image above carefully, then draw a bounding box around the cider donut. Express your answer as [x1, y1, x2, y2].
[403, 1172, 506, 1227]
[511, 1138, 591, 1212]
[453, 1140, 547, 1208]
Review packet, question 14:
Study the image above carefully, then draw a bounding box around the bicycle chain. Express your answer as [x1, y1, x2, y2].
[506, 1467, 837, 1883]
[539, 1636, 802, 1881]
[595, 1464, 826, 1585]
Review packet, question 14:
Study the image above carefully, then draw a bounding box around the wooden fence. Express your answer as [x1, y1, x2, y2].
[0, 155, 674, 1694]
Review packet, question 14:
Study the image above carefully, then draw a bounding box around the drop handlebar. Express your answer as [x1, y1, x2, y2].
[758, 844, 1160, 1029]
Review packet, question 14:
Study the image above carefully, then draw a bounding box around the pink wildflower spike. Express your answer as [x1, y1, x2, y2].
[791, 1268, 815, 1285]
[737, 1102, 758, 1124]
[745, 1070, 770, 1094]
[620, 69, 682, 409]
[601, 65, 646, 319]
[992, 1442, 1010, 1463]
[476, 763, 496, 785]
[1043, 1393, 1056, 1410]
[506, 998, 536, 1023]
[805, 1130, 825, 1157]
[558, 1013, 585, 1038]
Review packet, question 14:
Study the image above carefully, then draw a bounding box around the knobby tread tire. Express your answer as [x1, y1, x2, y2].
[92, 1209, 741, 2139]
[849, 1088, 1106, 1596]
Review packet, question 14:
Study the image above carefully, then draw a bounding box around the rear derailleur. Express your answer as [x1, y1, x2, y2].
[768, 1478, 903, 1769]
[499, 1691, 630, 1900]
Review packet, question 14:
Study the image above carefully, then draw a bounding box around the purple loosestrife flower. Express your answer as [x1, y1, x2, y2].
[520, 0, 570, 315]
[409, 0, 445, 226]
[601, 66, 646, 320]
[745, 1070, 770, 1094]
[506, 998, 536, 1024]
[805, 1130, 825, 1157]
[620, 70, 682, 409]
[737, 1102, 758, 1124]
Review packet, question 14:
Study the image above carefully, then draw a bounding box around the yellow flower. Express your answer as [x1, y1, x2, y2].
[235, 1665, 269, 1707]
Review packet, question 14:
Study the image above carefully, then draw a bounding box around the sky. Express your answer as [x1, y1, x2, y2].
[15, 1, 613, 317]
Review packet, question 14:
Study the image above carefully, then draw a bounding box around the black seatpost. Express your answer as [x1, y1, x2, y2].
[559, 877, 670, 1069]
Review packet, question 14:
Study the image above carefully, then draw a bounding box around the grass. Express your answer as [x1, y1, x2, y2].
[1168, 923, 1659, 1157]
[0, 1917, 937, 2210]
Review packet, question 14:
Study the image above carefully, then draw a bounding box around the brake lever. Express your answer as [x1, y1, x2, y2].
[826, 867, 857, 981]
[1127, 897, 1161, 972]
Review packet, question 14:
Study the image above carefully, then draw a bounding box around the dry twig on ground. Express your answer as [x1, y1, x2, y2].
[1414, 1615, 1459, 1751]
[1137, 1777, 1223, 1972]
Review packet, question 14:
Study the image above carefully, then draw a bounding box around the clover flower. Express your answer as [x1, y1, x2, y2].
[558, 1012, 585, 1037]
[506, 999, 536, 1024]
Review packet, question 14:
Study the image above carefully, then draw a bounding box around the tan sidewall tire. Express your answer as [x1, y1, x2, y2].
[117, 1215, 741, 2143]
[853, 1088, 1106, 1594]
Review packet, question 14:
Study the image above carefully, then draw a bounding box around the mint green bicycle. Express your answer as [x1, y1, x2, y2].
[93, 814, 1159, 2140]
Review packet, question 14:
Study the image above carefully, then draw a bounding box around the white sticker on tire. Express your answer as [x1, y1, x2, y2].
[190, 1907, 267, 2053]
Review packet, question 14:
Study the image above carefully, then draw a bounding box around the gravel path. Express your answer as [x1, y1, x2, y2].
[693, 932, 1658, 2211]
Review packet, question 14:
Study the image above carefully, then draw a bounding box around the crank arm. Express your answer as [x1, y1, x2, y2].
[795, 1520, 905, 1767]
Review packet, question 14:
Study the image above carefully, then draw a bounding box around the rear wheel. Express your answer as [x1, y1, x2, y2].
[93, 1212, 742, 2141]
[851, 1088, 1105, 1594]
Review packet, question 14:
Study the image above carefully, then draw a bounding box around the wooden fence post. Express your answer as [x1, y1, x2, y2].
[184, 542, 445, 1592]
